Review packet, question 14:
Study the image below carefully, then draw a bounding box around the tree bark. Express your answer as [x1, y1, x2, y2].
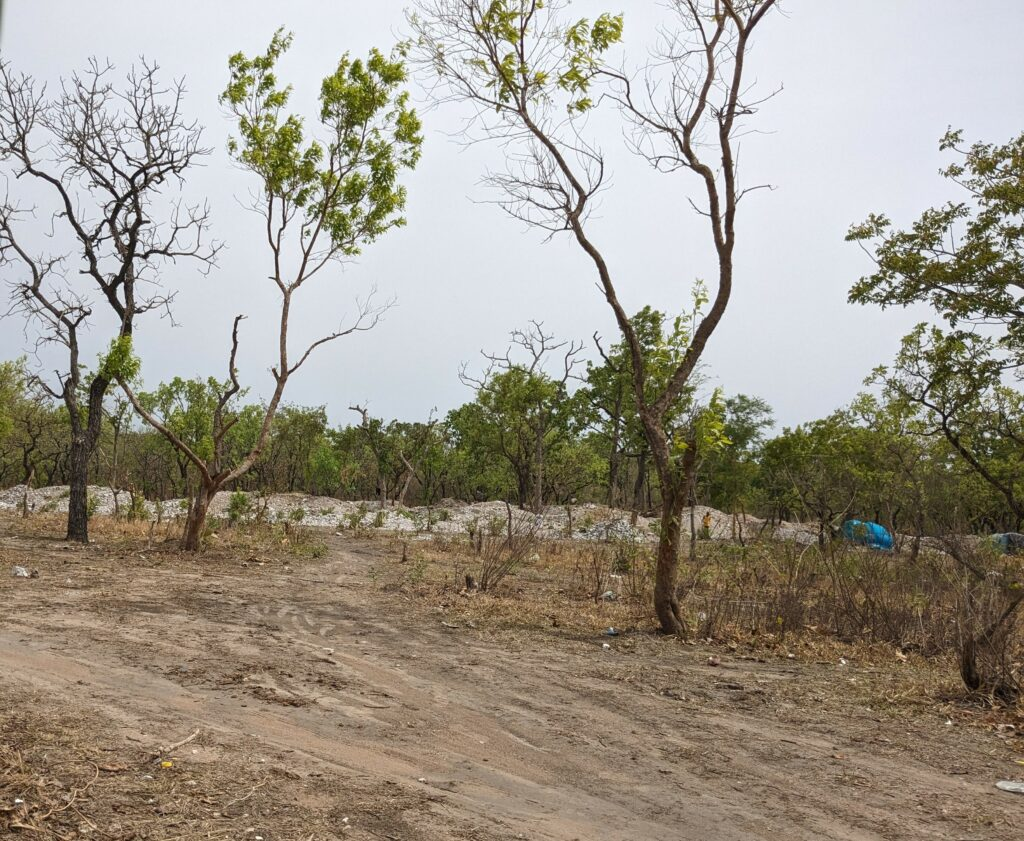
[653, 479, 688, 636]
[66, 434, 92, 543]
[182, 480, 217, 552]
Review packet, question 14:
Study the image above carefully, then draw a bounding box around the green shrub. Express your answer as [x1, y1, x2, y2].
[228, 491, 252, 524]
[126, 494, 148, 522]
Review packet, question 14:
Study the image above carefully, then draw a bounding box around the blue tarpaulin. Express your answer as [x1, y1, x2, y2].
[990, 533, 1024, 555]
[842, 519, 894, 551]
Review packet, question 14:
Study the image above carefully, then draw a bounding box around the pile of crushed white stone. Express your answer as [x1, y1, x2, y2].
[0, 484, 822, 545]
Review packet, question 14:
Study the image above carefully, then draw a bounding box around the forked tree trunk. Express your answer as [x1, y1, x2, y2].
[182, 481, 218, 552]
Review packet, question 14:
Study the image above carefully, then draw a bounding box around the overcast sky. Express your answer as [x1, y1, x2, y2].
[1, 1, 1022, 430]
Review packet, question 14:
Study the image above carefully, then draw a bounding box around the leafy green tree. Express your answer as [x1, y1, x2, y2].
[700, 394, 773, 515]
[411, 0, 779, 635]
[458, 323, 584, 510]
[849, 132, 1024, 528]
[121, 30, 422, 550]
[582, 307, 701, 514]
[849, 130, 1024, 359]
[869, 326, 1024, 528]
[0, 359, 24, 443]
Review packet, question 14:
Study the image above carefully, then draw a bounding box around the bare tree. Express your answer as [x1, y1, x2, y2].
[0, 58, 217, 542]
[411, 0, 778, 633]
[119, 31, 422, 550]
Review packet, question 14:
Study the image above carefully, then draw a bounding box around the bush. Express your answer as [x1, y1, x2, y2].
[126, 493, 148, 522]
[477, 511, 538, 592]
[227, 491, 252, 525]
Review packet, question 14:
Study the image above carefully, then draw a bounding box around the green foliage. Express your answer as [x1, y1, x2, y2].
[452, 1, 623, 114]
[700, 394, 773, 513]
[848, 130, 1024, 352]
[140, 377, 244, 465]
[0, 358, 26, 441]
[221, 28, 423, 258]
[227, 490, 252, 524]
[126, 493, 148, 522]
[850, 130, 1024, 522]
[97, 336, 141, 384]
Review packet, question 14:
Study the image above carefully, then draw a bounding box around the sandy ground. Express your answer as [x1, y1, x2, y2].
[1, 524, 1022, 840]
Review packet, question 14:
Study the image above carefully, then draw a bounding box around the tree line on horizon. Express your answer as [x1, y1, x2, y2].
[3, 317, 1022, 544]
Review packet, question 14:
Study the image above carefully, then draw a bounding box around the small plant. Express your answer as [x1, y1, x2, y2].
[253, 490, 271, 524]
[126, 493, 148, 522]
[296, 539, 329, 559]
[86, 492, 99, 519]
[372, 510, 386, 529]
[345, 509, 364, 530]
[318, 506, 334, 516]
[289, 506, 307, 523]
[227, 491, 252, 525]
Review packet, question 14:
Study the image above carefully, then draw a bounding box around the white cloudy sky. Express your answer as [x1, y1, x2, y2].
[1, 1, 1022, 429]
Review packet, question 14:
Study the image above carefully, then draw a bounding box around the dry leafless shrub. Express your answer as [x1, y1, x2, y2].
[477, 511, 539, 592]
[567, 544, 611, 602]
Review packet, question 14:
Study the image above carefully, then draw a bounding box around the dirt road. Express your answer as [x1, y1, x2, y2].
[1, 531, 1020, 840]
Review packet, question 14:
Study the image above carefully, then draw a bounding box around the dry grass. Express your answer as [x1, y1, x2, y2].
[0, 689, 278, 840]
[373, 531, 1024, 722]
[6, 512, 327, 564]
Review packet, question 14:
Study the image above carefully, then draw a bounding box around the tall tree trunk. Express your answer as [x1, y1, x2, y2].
[653, 478, 688, 636]
[66, 433, 92, 543]
[534, 427, 544, 514]
[65, 375, 110, 544]
[630, 450, 647, 524]
[651, 438, 698, 636]
[607, 445, 622, 508]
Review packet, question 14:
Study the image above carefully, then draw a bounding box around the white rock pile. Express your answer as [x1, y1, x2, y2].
[0, 484, 825, 545]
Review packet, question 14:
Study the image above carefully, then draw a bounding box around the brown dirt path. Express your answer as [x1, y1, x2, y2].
[0, 531, 1021, 840]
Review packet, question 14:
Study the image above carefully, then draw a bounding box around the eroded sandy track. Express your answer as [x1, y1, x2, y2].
[1, 534, 1020, 840]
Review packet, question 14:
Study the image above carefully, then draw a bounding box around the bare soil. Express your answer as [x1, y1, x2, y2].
[1, 517, 1022, 840]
